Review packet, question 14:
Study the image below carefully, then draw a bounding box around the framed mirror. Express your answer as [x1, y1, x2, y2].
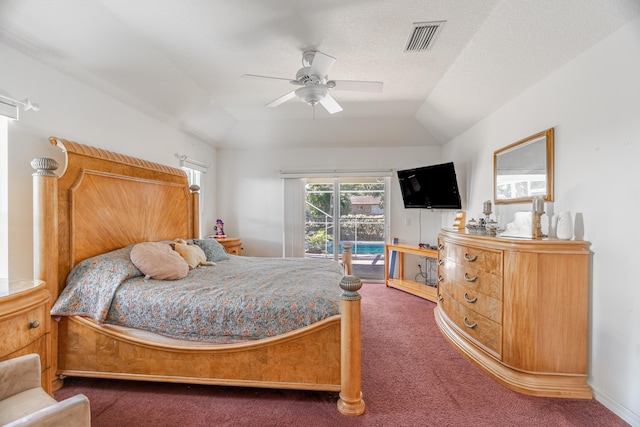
[494, 128, 554, 204]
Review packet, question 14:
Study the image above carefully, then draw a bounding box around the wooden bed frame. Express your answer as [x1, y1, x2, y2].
[32, 137, 365, 416]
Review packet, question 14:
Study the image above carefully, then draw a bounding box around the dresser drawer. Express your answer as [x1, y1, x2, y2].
[440, 290, 502, 357]
[0, 305, 47, 357]
[440, 279, 502, 323]
[445, 243, 502, 275]
[437, 238, 448, 264]
[440, 259, 502, 300]
[0, 335, 47, 368]
[0, 335, 50, 390]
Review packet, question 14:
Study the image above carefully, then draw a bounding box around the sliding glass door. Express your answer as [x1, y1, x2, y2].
[305, 176, 388, 280]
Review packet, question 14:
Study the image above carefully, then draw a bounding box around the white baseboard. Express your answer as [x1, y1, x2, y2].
[592, 385, 640, 427]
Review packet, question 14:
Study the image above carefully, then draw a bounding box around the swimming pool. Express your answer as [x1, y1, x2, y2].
[329, 242, 385, 255]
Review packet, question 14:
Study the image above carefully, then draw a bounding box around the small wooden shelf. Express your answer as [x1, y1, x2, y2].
[385, 243, 439, 302]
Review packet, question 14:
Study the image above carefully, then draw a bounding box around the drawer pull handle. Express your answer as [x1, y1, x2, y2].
[464, 253, 478, 262]
[438, 259, 444, 266]
[28, 320, 40, 329]
[438, 244, 444, 251]
[437, 294, 443, 302]
[463, 317, 477, 329]
[438, 276, 444, 283]
[464, 273, 478, 282]
[464, 293, 478, 303]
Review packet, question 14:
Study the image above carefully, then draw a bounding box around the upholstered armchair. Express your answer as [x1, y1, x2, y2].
[0, 354, 90, 427]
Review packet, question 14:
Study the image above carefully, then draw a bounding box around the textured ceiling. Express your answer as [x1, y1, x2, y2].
[1, 0, 639, 149]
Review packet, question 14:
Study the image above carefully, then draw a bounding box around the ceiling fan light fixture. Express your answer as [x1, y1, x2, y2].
[302, 51, 316, 67]
[248, 49, 383, 114]
[295, 85, 327, 106]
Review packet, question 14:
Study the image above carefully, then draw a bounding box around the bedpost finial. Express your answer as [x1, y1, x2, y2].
[190, 184, 200, 193]
[340, 275, 362, 301]
[31, 157, 59, 177]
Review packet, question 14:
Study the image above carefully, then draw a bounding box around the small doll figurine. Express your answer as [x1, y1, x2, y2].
[215, 219, 225, 236]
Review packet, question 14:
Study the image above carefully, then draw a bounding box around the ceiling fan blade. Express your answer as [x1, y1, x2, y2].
[242, 74, 293, 82]
[266, 90, 297, 108]
[309, 51, 336, 79]
[331, 80, 384, 92]
[319, 93, 343, 114]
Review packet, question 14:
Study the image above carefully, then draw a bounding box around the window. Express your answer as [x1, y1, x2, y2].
[182, 167, 202, 188]
[282, 170, 391, 280]
[0, 95, 38, 282]
[305, 177, 388, 280]
[181, 167, 203, 236]
[178, 156, 209, 238]
[0, 118, 7, 279]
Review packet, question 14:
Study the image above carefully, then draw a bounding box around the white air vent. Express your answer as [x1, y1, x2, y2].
[404, 21, 446, 52]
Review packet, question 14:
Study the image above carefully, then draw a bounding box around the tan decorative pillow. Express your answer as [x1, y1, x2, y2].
[172, 238, 215, 269]
[130, 242, 189, 280]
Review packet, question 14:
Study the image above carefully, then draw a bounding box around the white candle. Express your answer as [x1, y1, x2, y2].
[533, 197, 544, 213]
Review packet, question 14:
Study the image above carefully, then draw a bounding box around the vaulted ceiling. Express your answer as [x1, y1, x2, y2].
[1, 0, 639, 149]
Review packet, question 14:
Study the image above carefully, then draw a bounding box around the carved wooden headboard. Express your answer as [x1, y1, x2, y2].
[32, 137, 199, 298]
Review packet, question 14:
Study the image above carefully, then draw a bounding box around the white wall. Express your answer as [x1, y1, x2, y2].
[442, 17, 640, 425]
[217, 145, 444, 259]
[4, 12, 637, 424]
[1, 43, 217, 280]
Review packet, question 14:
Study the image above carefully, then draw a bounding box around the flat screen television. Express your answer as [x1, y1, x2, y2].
[397, 162, 462, 209]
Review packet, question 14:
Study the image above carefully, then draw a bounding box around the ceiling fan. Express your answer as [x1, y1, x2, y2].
[242, 50, 383, 114]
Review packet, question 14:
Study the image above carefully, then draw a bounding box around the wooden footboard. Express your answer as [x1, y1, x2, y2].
[57, 315, 342, 391]
[32, 137, 364, 416]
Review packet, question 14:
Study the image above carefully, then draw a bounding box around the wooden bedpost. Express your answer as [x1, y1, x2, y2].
[32, 157, 59, 289]
[337, 275, 365, 416]
[31, 157, 61, 391]
[190, 184, 200, 238]
[341, 243, 352, 275]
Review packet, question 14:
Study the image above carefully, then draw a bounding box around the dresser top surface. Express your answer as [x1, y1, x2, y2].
[0, 279, 45, 298]
[439, 229, 590, 253]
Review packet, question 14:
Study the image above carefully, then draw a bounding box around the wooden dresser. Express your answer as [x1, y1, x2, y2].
[435, 230, 591, 399]
[217, 237, 243, 255]
[0, 279, 52, 394]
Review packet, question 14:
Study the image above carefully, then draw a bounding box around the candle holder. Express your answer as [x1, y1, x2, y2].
[482, 200, 492, 224]
[532, 210, 546, 239]
[531, 197, 546, 239]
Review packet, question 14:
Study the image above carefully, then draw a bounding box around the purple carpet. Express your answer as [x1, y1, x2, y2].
[55, 283, 627, 426]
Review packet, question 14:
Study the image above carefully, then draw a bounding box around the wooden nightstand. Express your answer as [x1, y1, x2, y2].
[216, 238, 243, 255]
[0, 279, 52, 394]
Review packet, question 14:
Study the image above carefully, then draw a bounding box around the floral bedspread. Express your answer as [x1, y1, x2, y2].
[51, 245, 344, 343]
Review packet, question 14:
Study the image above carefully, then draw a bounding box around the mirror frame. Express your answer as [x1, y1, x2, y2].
[494, 128, 554, 205]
